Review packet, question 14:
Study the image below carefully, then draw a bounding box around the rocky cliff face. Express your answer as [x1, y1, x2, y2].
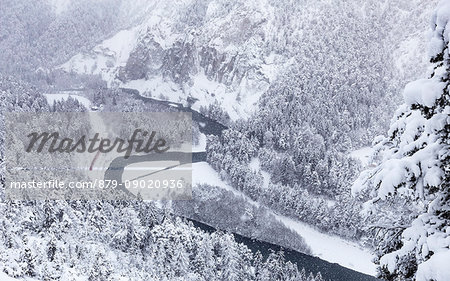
[60, 0, 436, 119]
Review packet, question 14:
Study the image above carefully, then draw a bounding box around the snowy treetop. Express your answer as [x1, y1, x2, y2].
[352, 1, 450, 280]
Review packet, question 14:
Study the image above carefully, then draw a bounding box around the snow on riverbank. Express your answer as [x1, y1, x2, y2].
[193, 133, 207, 152]
[192, 162, 260, 207]
[275, 215, 376, 276]
[191, 161, 377, 276]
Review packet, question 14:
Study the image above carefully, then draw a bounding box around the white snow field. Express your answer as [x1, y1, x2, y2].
[275, 215, 376, 276]
[0, 272, 19, 281]
[349, 146, 374, 168]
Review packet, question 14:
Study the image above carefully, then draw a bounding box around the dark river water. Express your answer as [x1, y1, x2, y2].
[120, 88, 227, 136]
[107, 88, 379, 281]
[190, 219, 378, 281]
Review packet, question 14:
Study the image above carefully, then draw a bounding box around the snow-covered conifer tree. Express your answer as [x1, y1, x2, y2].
[352, 1, 450, 280]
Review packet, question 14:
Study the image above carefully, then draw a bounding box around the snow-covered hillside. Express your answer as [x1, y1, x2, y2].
[60, 0, 436, 120]
[60, 0, 284, 119]
[190, 162, 377, 275]
[351, 1, 450, 279]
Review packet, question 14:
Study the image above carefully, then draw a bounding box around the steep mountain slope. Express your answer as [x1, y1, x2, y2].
[0, 74, 325, 281]
[61, 0, 436, 120]
[0, 0, 142, 79]
[61, 0, 280, 119]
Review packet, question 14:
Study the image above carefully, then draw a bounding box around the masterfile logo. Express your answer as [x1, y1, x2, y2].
[25, 129, 170, 158]
[4, 112, 192, 200]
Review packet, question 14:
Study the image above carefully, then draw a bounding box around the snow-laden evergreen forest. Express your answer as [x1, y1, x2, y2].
[0, 0, 449, 280]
